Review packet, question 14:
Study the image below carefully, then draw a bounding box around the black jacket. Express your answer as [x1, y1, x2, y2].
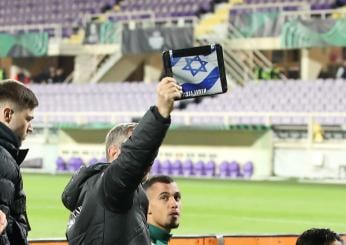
[62, 106, 170, 245]
[0, 122, 30, 245]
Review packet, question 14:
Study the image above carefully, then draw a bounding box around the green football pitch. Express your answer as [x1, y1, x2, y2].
[23, 173, 346, 239]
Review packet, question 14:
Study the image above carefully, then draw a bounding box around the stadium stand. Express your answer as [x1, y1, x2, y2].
[117, 0, 219, 18]
[0, 0, 116, 38]
[239, 0, 336, 10]
[28, 79, 346, 126]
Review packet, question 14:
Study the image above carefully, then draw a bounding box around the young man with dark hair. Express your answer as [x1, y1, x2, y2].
[143, 175, 181, 245]
[296, 228, 343, 245]
[0, 79, 39, 245]
[62, 77, 182, 245]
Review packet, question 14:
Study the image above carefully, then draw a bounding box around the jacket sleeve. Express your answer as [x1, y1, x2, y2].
[0, 233, 9, 245]
[100, 106, 170, 212]
[0, 179, 14, 217]
[0, 161, 16, 218]
[0, 156, 16, 244]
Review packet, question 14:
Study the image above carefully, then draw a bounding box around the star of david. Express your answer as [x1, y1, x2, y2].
[182, 56, 208, 77]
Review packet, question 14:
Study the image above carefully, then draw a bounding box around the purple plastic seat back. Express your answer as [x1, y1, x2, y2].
[151, 159, 162, 175]
[182, 160, 194, 176]
[242, 161, 254, 178]
[229, 161, 240, 178]
[56, 156, 66, 171]
[194, 160, 205, 177]
[205, 160, 216, 177]
[67, 157, 84, 172]
[219, 161, 229, 178]
[88, 157, 98, 166]
[171, 160, 183, 176]
[161, 160, 172, 175]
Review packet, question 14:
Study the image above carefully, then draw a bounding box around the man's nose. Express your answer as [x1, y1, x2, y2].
[27, 124, 33, 133]
[170, 197, 179, 208]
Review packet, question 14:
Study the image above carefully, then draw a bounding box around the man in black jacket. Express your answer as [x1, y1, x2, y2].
[0, 80, 39, 245]
[62, 77, 182, 245]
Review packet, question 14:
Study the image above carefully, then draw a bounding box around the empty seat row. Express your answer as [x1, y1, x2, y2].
[151, 159, 254, 178]
[56, 156, 255, 180]
[29, 80, 346, 126]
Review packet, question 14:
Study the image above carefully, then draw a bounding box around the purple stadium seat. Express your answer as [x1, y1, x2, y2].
[194, 160, 205, 177]
[67, 157, 84, 172]
[242, 161, 254, 178]
[56, 156, 66, 171]
[171, 160, 183, 176]
[229, 161, 241, 178]
[88, 157, 98, 166]
[182, 160, 194, 176]
[151, 159, 162, 175]
[219, 161, 229, 178]
[161, 160, 172, 175]
[205, 160, 216, 177]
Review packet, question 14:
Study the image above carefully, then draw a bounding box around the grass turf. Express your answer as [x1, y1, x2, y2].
[23, 173, 346, 239]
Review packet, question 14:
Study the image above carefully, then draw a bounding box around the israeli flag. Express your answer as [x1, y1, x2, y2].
[170, 45, 223, 98]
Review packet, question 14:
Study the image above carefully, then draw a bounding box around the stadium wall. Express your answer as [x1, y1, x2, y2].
[274, 144, 346, 179]
[22, 127, 273, 177]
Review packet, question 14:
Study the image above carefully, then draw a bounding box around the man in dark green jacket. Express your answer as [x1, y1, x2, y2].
[143, 175, 181, 245]
[62, 77, 182, 245]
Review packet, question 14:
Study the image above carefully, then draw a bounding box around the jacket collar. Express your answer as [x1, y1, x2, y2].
[0, 122, 28, 165]
[149, 224, 172, 245]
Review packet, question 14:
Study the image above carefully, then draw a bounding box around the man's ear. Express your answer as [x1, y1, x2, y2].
[107, 145, 121, 162]
[3, 107, 13, 123]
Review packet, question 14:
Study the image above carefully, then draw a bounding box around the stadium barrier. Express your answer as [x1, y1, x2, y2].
[223, 235, 297, 245]
[28, 234, 346, 245]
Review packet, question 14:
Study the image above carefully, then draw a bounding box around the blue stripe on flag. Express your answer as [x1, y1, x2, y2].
[181, 67, 220, 92]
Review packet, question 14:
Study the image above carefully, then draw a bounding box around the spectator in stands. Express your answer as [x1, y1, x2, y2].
[33, 66, 54, 84]
[32, 70, 48, 84]
[143, 175, 181, 245]
[0, 80, 39, 245]
[52, 68, 66, 83]
[333, 0, 346, 8]
[15, 69, 31, 84]
[0, 210, 6, 235]
[318, 66, 330, 79]
[336, 60, 346, 79]
[296, 228, 343, 245]
[47, 66, 56, 84]
[62, 77, 182, 245]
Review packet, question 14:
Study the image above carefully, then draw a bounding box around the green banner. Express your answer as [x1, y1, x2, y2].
[281, 18, 346, 48]
[99, 21, 120, 44]
[0, 32, 48, 57]
[238, 12, 279, 38]
[231, 11, 280, 38]
[84, 21, 120, 44]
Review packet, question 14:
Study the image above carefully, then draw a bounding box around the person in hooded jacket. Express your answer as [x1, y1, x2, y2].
[61, 77, 182, 245]
[0, 80, 39, 245]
